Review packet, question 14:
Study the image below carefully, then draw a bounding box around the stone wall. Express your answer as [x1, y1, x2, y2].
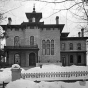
[60, 40, 86, 51]
[40, 28, 60, 63]
[60, 40, 87, 66]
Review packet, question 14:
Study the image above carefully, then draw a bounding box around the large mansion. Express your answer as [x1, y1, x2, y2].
[1, 6, 88, 67]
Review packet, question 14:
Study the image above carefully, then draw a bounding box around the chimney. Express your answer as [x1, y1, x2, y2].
[81, 28, 84, 37]
[8, 17, 12, 25]
[56, 16, 59, 24]
[78, 32, 81, 37]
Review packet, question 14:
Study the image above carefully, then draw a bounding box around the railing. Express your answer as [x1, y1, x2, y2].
[21, 71, 88, 81]
[4, 45, 38, 49]
[60, 50, 86, 53]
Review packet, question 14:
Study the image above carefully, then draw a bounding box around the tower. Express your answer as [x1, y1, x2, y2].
[25, 5, 42, 23]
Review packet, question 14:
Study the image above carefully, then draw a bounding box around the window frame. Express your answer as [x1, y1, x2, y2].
[14, 53, 20, 64]
[51, 40, 54, 55]
[14, 36, 20, 46]
[42, 40, 46, 55]
[69, 43, 73, 50]
[77, 55, 81, 63]
[30, 36, 34, 45]
[62, 55, 66, 66]
[46, 40, 50, 55]
[77, 43, 81, 50]
[61, 43, 65, 50]
[69, 55, 74, 63]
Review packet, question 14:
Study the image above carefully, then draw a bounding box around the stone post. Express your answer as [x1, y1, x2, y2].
[81, 28, 84, 37]
[78, 32, 81, 37]
[11, 64, 22, 81]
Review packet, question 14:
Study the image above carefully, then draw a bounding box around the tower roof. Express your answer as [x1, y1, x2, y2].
[26, 5, 42, 23]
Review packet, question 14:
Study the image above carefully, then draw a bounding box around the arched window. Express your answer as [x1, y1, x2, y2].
[14, 54, 20, 64]
[46, 40, 50, 55]
[69, 43, 73, 50]
[14, 36, 20, 46]
[77, 43, 81, 50]
[30, 36, 34, 45]
[51, 40, 54, 55]
[42, 40, 46, 55]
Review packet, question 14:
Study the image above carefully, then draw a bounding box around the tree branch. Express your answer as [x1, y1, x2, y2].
[43, 1, 82, 19]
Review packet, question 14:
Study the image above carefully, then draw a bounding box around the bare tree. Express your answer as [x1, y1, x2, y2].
[31, 0, 88, 36]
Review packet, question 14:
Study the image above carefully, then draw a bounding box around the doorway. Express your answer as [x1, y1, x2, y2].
[29, 53, 36, 66]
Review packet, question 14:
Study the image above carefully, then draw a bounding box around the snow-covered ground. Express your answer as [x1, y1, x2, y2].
[5, 79, 88, 88]
[0, 67, 25, 84]
[0, 64, 88, 88]
[22, 64, 88, 73]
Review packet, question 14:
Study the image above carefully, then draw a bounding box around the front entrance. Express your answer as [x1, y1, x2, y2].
[29, 53, 36, 66]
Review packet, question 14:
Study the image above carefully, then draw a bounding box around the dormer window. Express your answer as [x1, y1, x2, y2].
[32, 17, 35, 22]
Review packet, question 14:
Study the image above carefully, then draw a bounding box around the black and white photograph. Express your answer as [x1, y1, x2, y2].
[0, 0, 88, 88]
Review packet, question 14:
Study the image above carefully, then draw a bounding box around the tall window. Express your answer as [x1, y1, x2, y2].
[30, 36, 34, 45]
[62, 55, 66, 66]
[14, 36, 20, 46]
[77, 43, 81, 50]
[51, 40, 54, 55]
[70, 55, 73, 63]
[69, 43, 73, 50]
[14, 54, 20, 64]
[42, 40, 46, 55]
[77, 55, 81, 63]
[61, 43, 65, 50]
[46, 40, 50, 55]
